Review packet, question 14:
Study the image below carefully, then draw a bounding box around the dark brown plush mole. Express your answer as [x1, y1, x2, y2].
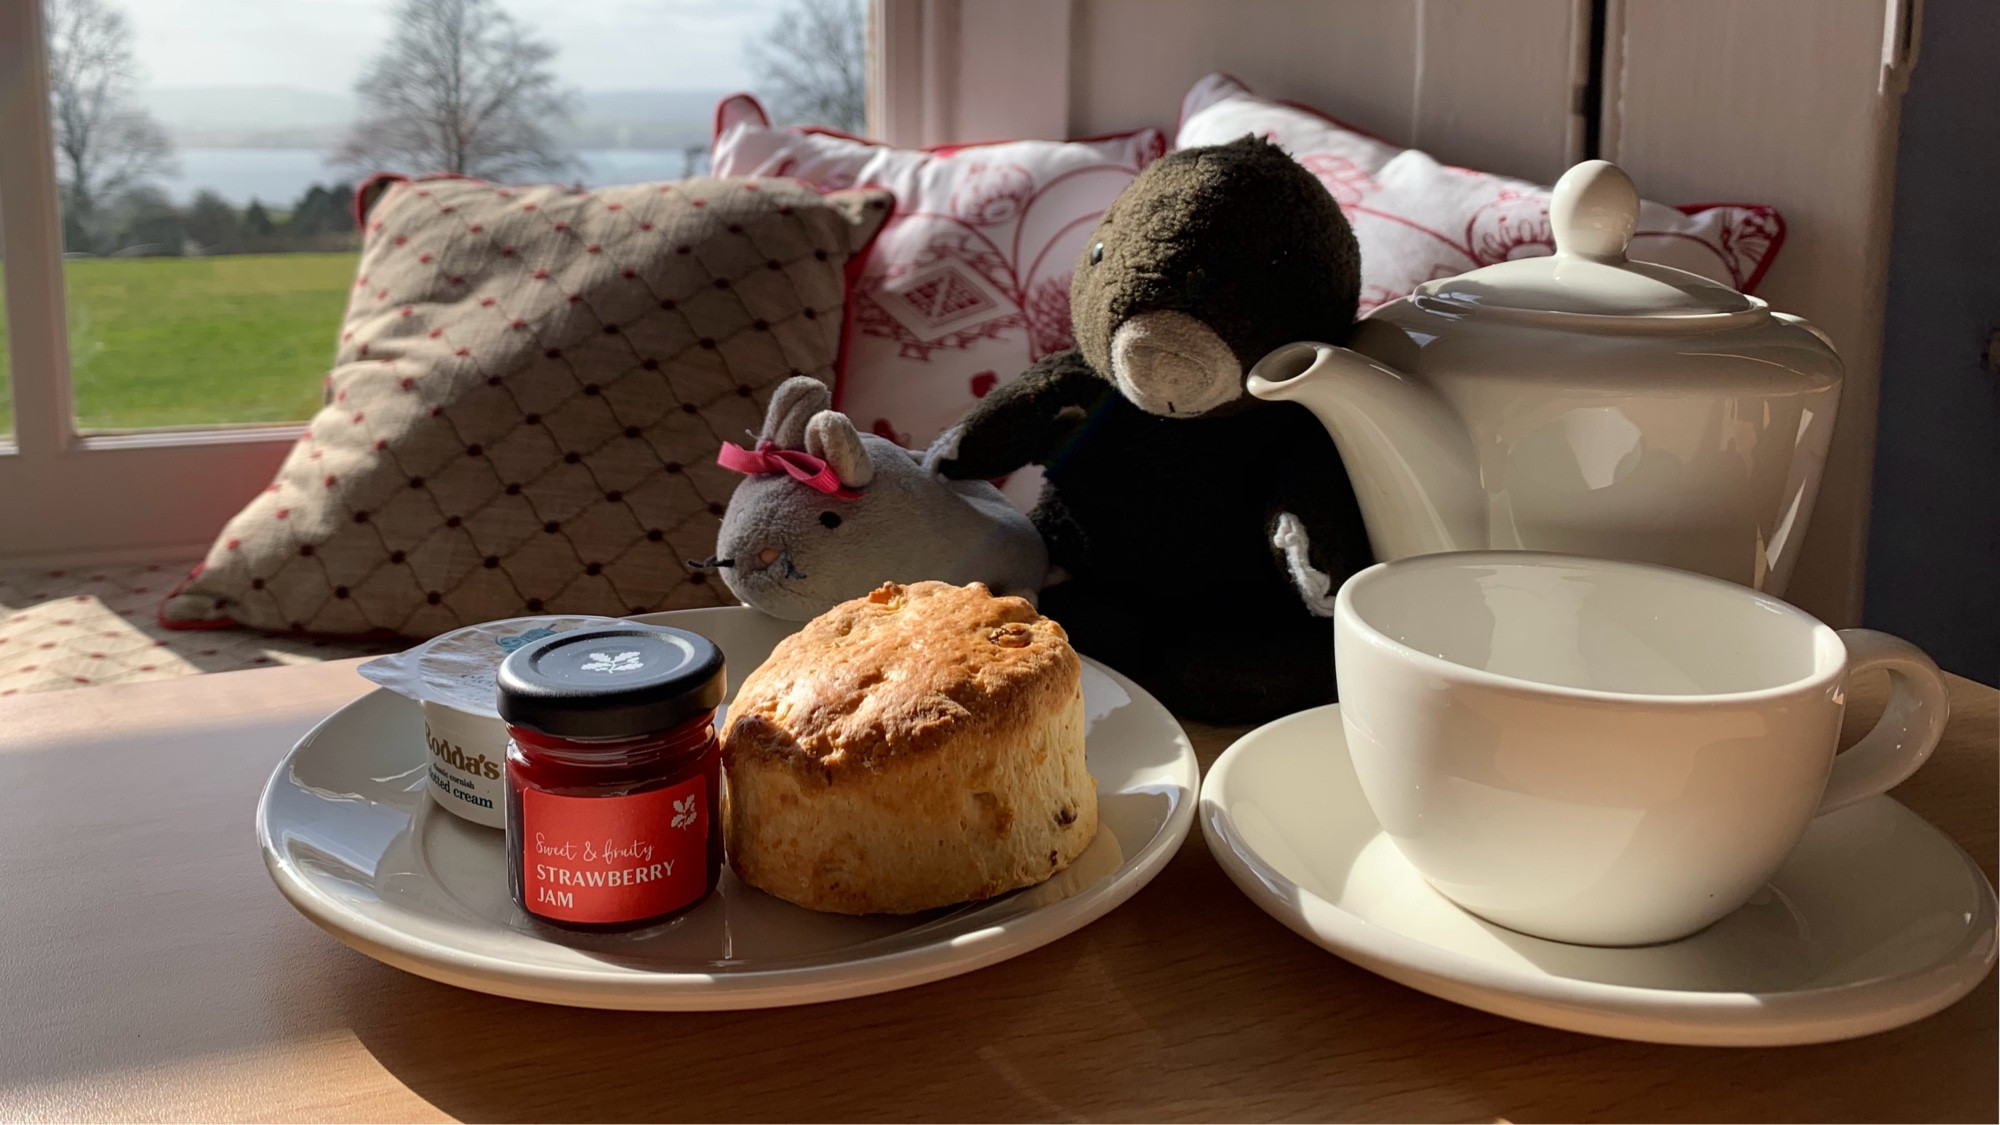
[935, 136, 1372, 723]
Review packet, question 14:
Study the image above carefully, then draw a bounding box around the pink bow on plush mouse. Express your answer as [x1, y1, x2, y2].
[717, 440, 863, 500]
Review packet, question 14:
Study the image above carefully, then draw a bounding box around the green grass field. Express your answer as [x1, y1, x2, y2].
[0, 251, 358, 434]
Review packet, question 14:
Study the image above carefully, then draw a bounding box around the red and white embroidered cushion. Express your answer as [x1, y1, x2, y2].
[711, 95, 1168, 448]
[163, 176, 890, 637]
[1177, 74, 1786, 315]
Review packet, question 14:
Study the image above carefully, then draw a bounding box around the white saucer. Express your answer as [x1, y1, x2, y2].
[1200, 704, 1997, 1046]
[260, 606, 1198, 1010]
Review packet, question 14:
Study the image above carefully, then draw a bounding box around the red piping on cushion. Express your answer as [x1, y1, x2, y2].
[923, 127, 1165, 156]
[761, 116, 1161, 157]
[831, 187, 895, 411]
[354, 172, 409, 226]
[156, 561, 243, 632]
[712, 91, 772, 151]
[1673, 203, 1789, 294]
[793, 123, 879, 146]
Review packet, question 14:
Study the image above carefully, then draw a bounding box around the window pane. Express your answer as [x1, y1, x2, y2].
[67, 253, 357, 430]
[44, 0, 831, 433]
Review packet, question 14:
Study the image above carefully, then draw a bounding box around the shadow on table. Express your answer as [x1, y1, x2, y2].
[339, 806, 1999, 1124]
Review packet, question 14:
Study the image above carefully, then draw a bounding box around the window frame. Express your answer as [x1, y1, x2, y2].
[0, 0, 911, 566]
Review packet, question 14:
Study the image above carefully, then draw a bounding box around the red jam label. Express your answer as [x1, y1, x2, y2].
[519, 776, 707, 924]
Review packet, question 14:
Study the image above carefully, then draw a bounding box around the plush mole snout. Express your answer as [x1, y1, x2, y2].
[1109, 310, 1242, 417]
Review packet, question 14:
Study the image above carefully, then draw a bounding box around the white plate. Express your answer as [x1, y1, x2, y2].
[260, 606, 1197, 1010]
[1201, 704, 1998, 1046]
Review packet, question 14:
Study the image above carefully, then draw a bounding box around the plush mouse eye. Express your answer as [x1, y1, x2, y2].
[1088, 242, 1104, 265]
[818, 511, 842, 529]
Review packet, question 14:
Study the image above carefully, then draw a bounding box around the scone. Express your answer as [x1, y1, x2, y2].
[723, 580, 1098, 914]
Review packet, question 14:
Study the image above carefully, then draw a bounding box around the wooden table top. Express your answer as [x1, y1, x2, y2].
[0, 659, 1993, 1123]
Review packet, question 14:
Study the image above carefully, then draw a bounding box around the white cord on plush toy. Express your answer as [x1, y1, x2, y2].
[1272, 512, 1339, 618]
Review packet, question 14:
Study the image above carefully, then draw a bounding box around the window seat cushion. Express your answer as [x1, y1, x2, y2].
[2, 560, 400, 697]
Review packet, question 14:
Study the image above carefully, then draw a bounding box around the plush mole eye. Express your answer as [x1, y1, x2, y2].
[819, 511, 842, 529]
[1089, 242, 1104, 265]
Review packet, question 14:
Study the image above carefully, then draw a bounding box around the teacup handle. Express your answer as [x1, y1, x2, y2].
[1818, 629, 1952, 815]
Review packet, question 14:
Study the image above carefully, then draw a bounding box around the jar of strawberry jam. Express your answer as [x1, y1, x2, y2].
[496, 624, 725, 932]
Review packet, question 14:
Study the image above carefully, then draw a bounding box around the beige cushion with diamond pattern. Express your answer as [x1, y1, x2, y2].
[163, 176, 890, 637]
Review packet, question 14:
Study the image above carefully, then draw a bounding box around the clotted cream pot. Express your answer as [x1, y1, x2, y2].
[1247, 160, 1841, 595]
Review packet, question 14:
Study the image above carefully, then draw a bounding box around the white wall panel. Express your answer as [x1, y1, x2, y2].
[957, 0, 1073, 143]
[1603, 0, 1913, 625]
[880, 0, 1588, 182]
[1068, 0, 1586, 182]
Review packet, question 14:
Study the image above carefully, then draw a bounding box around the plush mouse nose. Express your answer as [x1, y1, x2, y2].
[737, 545, 806, 581]
[1109, 310, 1242, 417]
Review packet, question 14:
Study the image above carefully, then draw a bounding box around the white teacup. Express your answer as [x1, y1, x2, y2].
[1333, 551, 1951, 946]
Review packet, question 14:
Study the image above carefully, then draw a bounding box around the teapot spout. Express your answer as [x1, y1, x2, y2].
[1248, 342, 1488, 561]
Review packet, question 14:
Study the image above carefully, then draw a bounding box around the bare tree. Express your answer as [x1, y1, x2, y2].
[747, 0, 868, 134]
[336, 0, 576, 180]
[44, 0, 176, 249]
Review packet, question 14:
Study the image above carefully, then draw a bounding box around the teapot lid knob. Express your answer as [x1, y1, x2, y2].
[1550, 160, 1639, 262]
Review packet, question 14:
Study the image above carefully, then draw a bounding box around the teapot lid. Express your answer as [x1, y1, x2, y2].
[1412, 161, 1761, 322]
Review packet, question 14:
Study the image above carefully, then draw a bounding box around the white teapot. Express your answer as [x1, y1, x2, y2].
[1247, 160, 1841, 595]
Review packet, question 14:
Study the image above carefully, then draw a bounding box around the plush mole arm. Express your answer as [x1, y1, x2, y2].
[1266, 442, 1374, 618]
[933, 350, 1110, 482]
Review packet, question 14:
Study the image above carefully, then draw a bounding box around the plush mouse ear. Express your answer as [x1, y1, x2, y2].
[804, 410, 875, 490]
[760, 376, 832, 449]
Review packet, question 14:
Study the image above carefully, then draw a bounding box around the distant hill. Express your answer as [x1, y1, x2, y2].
[144, 86, 353, 148]
[573, 89, 733, 149]
[142, 86, 731, 151]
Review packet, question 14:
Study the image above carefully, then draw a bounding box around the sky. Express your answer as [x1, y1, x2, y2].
[123, 0, 790, 93]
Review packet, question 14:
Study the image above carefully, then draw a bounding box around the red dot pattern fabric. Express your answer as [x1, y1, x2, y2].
[2, 560, 398, 697]
[162, 177, 892, 637]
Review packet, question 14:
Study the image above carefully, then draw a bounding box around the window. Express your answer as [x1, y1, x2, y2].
[46, 0, 363, 432]
[0, 0, 844, 561]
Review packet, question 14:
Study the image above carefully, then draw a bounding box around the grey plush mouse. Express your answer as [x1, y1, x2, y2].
[698, 377, 1049, 621]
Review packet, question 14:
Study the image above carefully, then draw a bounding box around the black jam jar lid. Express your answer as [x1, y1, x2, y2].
[495, 624, 725, 740]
